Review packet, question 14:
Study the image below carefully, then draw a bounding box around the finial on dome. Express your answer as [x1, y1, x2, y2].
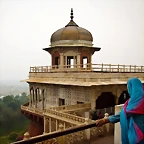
[70, 8, 74, 20]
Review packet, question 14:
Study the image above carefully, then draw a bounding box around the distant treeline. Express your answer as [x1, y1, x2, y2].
[0, 81, 28, 96]
[0, 92, 29, 138]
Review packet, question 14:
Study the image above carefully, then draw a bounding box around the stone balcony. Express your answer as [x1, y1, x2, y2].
[13, 104, 125, 144]
[22, 63, 144, 86]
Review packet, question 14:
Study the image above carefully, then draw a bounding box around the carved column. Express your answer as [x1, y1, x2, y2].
[37, 89, 40, 103]
[65, 56, 67, 66]
[29, 88, 32, 107]
[33, 89, 36, 108]
[35, 89, 38, 108]
[31, 89, 34, 107]
[44, 116, 49, 133]
[49, 118, 52, 133]
[60, 53, 64, 67]
[42, 89, 44, 110]
[77, 53, 80, 67]
[74, 56, 76, 66]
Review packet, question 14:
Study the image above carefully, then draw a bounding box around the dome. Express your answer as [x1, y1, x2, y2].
[50, 9, 93, 45]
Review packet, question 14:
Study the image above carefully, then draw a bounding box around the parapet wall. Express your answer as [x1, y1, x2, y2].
[28, 72, 144, 86]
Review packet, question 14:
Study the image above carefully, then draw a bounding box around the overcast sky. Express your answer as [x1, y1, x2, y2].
[0, 0, 144, 81]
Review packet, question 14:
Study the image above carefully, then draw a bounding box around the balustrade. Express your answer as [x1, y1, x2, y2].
[51, 103, 91, 111]
[30, 63, 144, 73]
[20, 104, 122, 144]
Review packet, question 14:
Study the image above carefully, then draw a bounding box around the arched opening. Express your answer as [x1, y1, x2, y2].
[118, 90, 130, 105]
[96, 92, 116, 109]
[80, 50, 90, 68]
[52, 51, 60, 68]
[35, 88, 41, 103]
[94, 92, 116, 117]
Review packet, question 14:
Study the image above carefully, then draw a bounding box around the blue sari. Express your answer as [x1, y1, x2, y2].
[109, 78, 144, 144]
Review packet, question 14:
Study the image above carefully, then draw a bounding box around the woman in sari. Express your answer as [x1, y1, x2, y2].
[96, 78, 144, 144]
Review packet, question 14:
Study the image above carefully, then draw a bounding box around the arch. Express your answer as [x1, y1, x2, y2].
[96, 92, 116, 109]
[64, 50, 77, 56]
[118, 90, 130, 105]
[52, 51, 60, 68]
[35, 88, 41, 102]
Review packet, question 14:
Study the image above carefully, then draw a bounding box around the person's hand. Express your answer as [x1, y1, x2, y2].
[96, 118, 109, 127]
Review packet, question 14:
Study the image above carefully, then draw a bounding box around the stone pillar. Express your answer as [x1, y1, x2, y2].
[84, 118, 90, 140]
[42, 90, 44, 110]
[37, 89, 40, 103]
[60, 53, 64, 68]
[35, 90, 37, 108]
[44, 116, 49, 133]
[31, 89, 34, 107]
[44, 116, 46, 134]
[104, 113, 110, 133]
[77, 54, 81, 67]
[33, 90, 36, 108]
[65, 56, 67, 67]
[57, 124, 65, 144]
[114, 104, 123, 144]
[49, 118, 52, 133]
[29, 89, 32, 107]
[73, 56, 77, 68]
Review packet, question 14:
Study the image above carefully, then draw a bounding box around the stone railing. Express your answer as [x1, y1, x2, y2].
[44, 109, 86, 124]
[50, 103, 91, 111]
[30, 63, 144, 73]
[21, 105, 86, 124]
[21, 105, 43, 116]
[13, 113, 114, 144]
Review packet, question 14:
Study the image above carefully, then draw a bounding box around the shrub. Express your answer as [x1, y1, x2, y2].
[8, 132, 18, 140]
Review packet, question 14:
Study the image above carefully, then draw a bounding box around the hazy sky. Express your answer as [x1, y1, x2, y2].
[0, 0, 144, 81]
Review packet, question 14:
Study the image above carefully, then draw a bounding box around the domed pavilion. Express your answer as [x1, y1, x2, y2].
[43, 8, 101, 68]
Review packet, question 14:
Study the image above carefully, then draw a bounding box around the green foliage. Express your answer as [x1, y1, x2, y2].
[8, 132, 18, 140]
[0, 93, 30, 138]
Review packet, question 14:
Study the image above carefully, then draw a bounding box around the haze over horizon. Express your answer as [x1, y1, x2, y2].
[0, 0, 144, 81]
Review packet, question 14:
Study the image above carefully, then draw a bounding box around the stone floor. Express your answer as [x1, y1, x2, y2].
[91, 135, 114, 144]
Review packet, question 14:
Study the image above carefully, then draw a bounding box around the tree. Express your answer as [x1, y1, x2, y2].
[0, 94, 29, 137]
[21, 92, 27, 97]
[3, 95, 14, 105]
